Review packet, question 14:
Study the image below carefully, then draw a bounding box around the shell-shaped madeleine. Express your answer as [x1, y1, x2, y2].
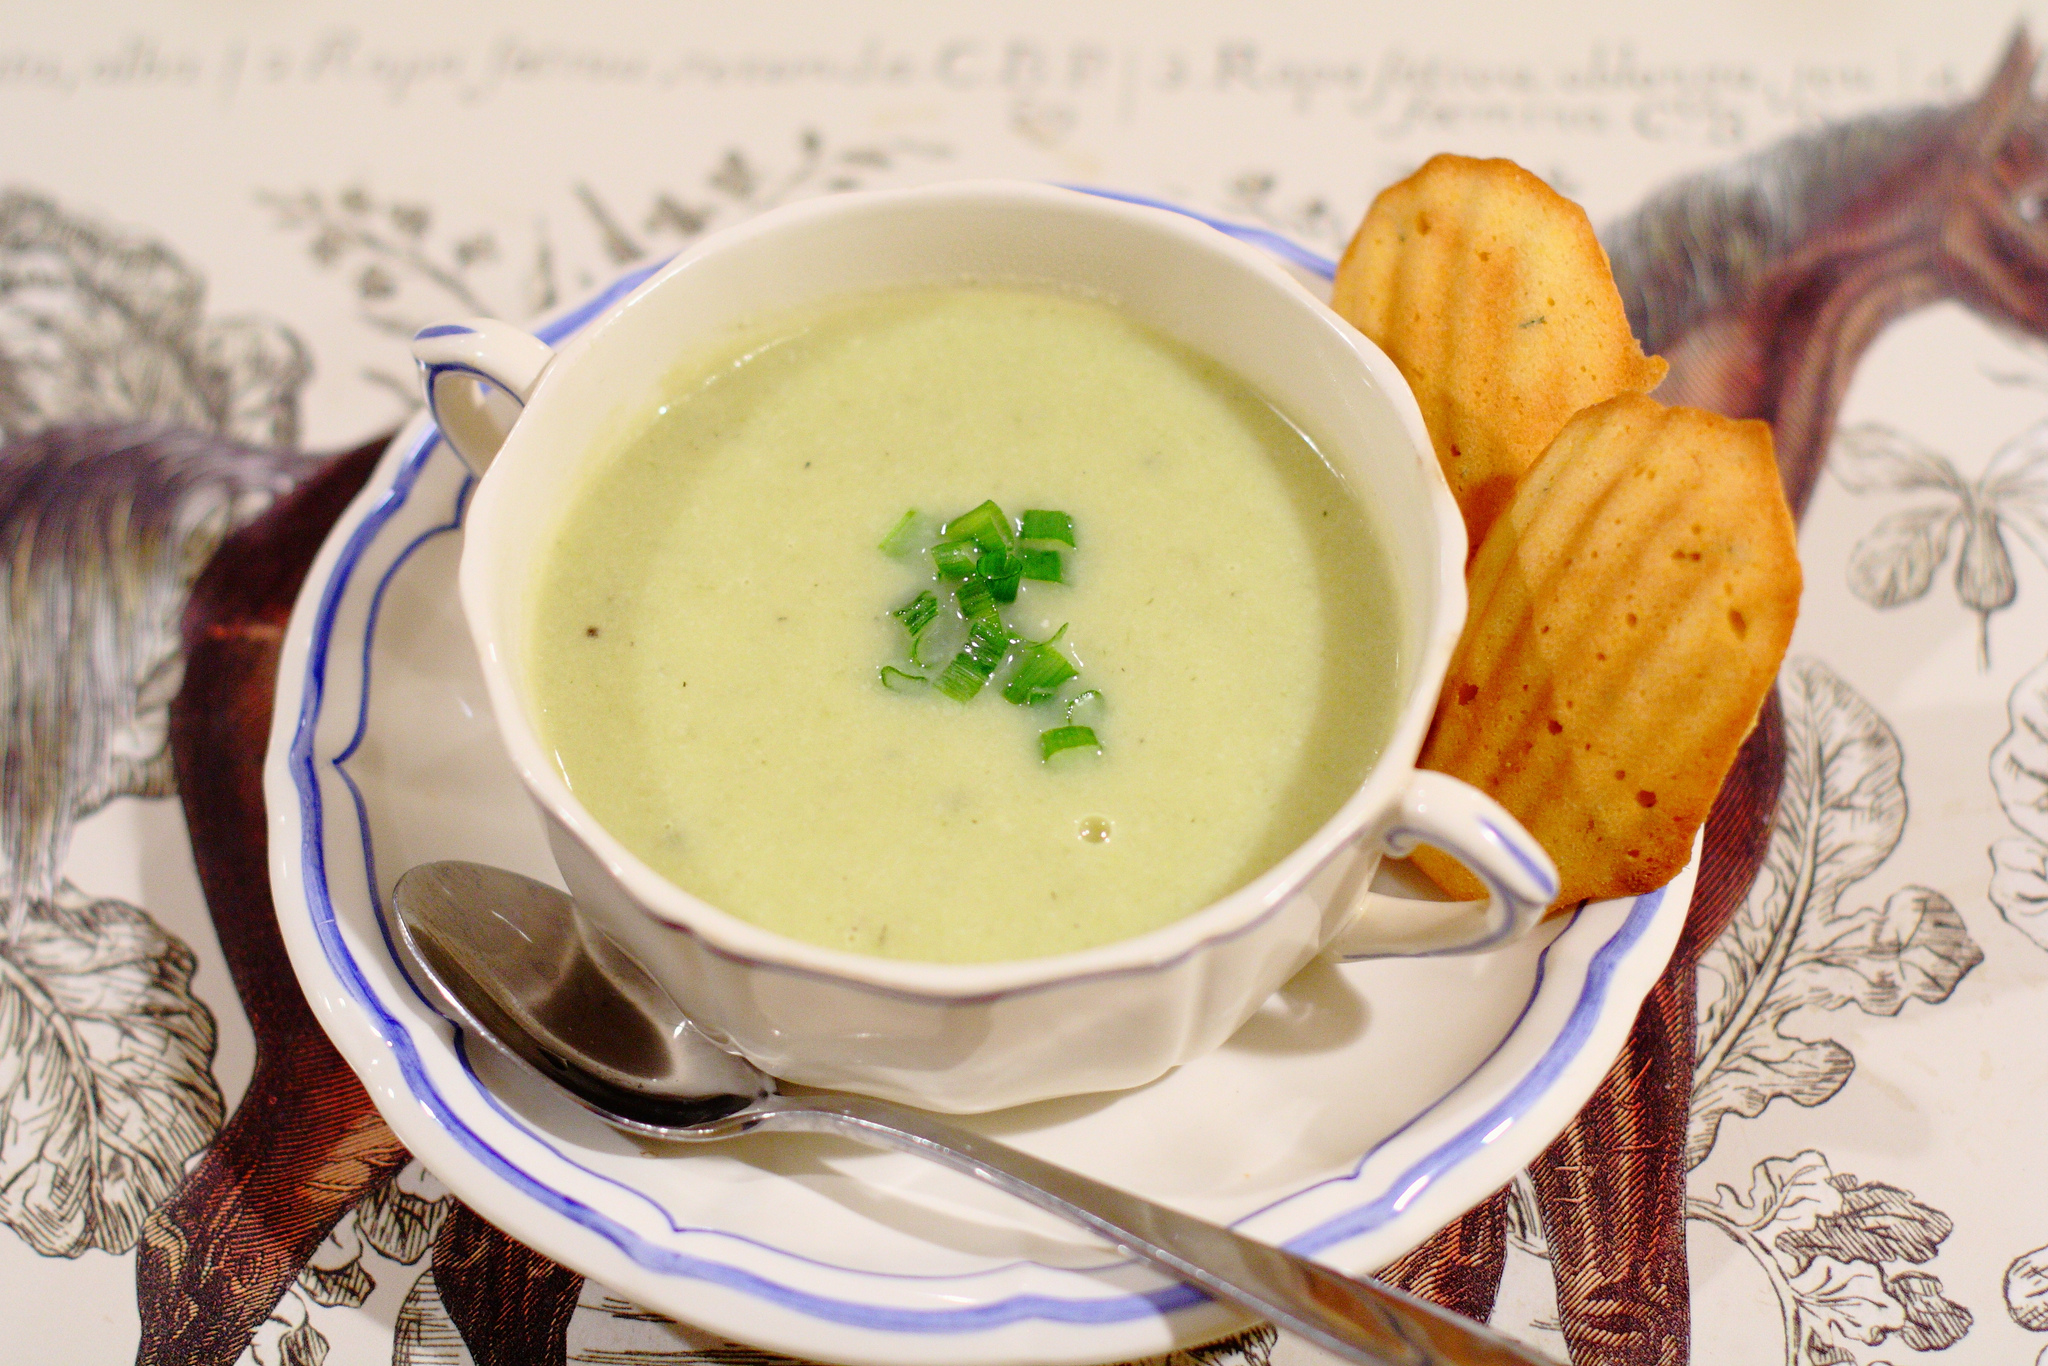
[1333, 154, 1668, 552]
[1413, 395, 1799, 907]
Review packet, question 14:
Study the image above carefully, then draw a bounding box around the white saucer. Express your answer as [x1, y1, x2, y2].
[264, 225, 1692, 1366]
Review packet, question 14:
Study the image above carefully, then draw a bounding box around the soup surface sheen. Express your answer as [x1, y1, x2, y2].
[529, 285, 1401, 962]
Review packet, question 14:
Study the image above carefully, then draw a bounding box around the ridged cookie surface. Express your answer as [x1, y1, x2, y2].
[1412, 394, 1799, 907]
[1332, 154, 1668, 552]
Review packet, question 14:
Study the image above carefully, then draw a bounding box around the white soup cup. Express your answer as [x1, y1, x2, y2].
[410, 181, 1557, 1113]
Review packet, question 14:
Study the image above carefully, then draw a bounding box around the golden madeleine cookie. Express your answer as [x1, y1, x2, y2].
[1412, 394, 1799, 908]
[1332, 154, 1668, 551]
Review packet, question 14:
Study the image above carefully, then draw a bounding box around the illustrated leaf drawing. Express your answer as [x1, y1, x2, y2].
[296, 1161, 448, 1313]
[0, 189, 309, 447]
[1829, 423, 1968, 497]
[1980, 414, 2048, 520]
[245, 1287, 331, 1366]
[274, 1319, 328, 1366]
[1988, 838, 2048, 951]
[2004, 1246, 2048, 1330]
[1804, 1334, 1853, 1366]
[1957, 504, 2020, 617]
[297, 1211, 376, 1310]
[1702, 1150, 1844, 1256]
[1786, 887, 1982, 1018]
[1992, 650, 2048, 844]
[1694, 1033, 1856, 1170]
[1989, 651, 2048, 948]
[1690, 1151, 1971, 1364]
[1690, 659, 1982, 1167]
[393, 1270, 476, 1366]
[298, 1247, 374, 1311]
[1891, 1270, 1972, 1349]
[1847, 505, 1954, 607]
[1786, 1257, 1907, 1350]
[1832, 418, 2048, 666]
[354, 1161, 447, 1265]
[1776, 1175, 1953, 1272]
[0, 884, 223, 1256]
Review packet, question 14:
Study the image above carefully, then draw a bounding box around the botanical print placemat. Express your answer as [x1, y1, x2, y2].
[4, 3, 2047, 1362]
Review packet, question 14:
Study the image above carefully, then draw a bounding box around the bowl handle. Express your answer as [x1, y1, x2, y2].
[1328, 771, 1558, 958]
[410, 319, 556, 474]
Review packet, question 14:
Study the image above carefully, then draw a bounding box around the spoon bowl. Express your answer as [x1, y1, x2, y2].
[390, 859, 1557, 1366]
[394, 859, 769, 1129]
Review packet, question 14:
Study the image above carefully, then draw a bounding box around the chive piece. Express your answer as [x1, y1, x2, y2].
[1039, 725, 1099, 760]
[1064, 688, 1103, 724]
[944, 500, 1016, 552]
[930, 538, 980, 579]
[1024, 623, 1069, 649]
[979, 547, 1024, 603]
[1020, 510, 1074, 545]
[1020, 549, 1063, 583]
[1002, 640, 1078, 705]
[977, 546, 1023, 579]
[962, 615, 1011, 668]
[935, 616, 1011, 702]
[892, 589, 938, 639]
[934, 657, 984, 702]
[879, 509, 923, 556]
[879, 666, 929, 690]
[954, 574, 998, 621]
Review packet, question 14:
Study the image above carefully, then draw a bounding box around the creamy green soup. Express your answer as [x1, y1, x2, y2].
[528, 285, 1400, 962]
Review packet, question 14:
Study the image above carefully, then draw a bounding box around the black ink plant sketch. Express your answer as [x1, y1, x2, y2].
[0, 189, 308, 448]
[262, 127, 951, 405]
[1832, 419, 2048, 668]
[0, 188, 313, 1259]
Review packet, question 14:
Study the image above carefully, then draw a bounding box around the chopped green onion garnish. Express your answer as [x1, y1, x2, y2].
[977, 546, 1023, 579]
[882, 498, 1095, 755]
[930, 538, 980, 579]
[1020, 549, 1063, 583]
[1002, 639, 1078, 705]
[935, 617, 1011, 702]
[1020, 510, 1074, 545]
[934, 657, 984, 702]
[878, 509, 923, 556]
[944, 500, 1016, 553]
[963, 615, 1010, 668]
[1025, 623, 1069, 648]
[1039, 725, 1099, 760]
[978, 547, 1024, 603]
[954, 575, 998, 621]
[892, 589, 938, 639]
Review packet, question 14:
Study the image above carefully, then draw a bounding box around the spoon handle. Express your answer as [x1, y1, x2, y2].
[741, 1093, 1556, 1366]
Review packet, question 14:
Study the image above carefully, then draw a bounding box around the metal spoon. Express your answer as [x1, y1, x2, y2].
[391, 860, 1557, 1366]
